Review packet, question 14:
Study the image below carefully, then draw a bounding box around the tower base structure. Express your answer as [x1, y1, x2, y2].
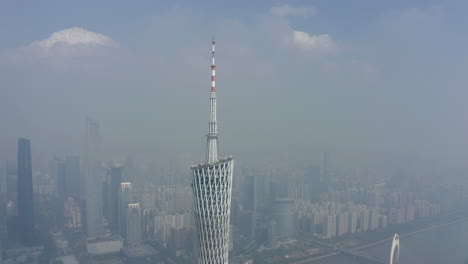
[192, 157, 234, 264]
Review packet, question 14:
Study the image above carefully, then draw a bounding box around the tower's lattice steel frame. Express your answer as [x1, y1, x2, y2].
[191, 37, 234, 264]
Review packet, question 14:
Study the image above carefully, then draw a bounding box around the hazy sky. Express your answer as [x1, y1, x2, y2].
[1, 0, 468, 170]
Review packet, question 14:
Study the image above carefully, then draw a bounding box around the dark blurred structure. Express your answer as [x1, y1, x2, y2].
[17, 138, 35, 246]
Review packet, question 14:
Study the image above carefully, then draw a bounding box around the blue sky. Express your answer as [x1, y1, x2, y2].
[2, 0, 467, 49]
[1, 0, 468, 170]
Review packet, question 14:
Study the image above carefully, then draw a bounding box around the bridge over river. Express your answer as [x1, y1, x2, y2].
[289, 236, 390, 264]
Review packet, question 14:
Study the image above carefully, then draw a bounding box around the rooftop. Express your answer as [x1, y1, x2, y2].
[121, 245, 158, 258]
[191, 156, 234, 169]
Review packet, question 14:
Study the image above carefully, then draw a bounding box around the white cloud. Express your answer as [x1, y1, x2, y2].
[16, 27, 118, 58]
[292, 30, 336, 52]
[32, 27, 117, 49]
[270, 5, 316, 17]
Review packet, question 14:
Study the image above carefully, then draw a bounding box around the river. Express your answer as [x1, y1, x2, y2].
[310, 219, 468, 264]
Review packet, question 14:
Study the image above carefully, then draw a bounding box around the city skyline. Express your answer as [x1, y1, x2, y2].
[1, 1, 468, 264]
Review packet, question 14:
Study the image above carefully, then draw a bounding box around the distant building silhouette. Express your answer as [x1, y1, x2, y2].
[119, 182, 132, 239]
[126, 203, 141, 247]
[84, 117, 104, 237]
[17, 138, 35, 246]
[268, 219, 278, 247]
[272, 198, 294, 240]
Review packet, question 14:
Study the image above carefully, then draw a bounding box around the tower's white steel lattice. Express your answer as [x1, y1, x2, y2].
[191, 37, 234, 264]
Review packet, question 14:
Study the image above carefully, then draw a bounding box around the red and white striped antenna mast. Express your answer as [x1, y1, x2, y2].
[206, 36, 219, 163]
[211, 35, 216, 93]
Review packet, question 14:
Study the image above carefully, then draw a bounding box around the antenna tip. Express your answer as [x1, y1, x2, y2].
[212, 35, 216, 44]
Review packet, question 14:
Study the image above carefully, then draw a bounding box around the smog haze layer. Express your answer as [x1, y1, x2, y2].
[1, 0, 467, 173]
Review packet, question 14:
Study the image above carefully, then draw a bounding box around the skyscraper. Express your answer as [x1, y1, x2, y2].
[272, 199, 294, 240]
[119, 182, 132, 239]
[191, 37, 234, 264]
[84, 118, 104, 237]
[17, 138, 35, 246]
[126, 203, 141, 247]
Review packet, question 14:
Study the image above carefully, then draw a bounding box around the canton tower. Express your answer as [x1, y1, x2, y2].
[191, 37, 234, 264]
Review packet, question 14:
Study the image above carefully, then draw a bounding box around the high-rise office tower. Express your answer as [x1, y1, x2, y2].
[84, 118, 104, 237]
[268, 219, 278, 247]
[272, 199, 294, 239]
[126, 203, 141, 247]
[119, 182, 132, 239]
[191, 37, 234, 264]
[17, 138, 35, 245]
[348, 210, 358, 234]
